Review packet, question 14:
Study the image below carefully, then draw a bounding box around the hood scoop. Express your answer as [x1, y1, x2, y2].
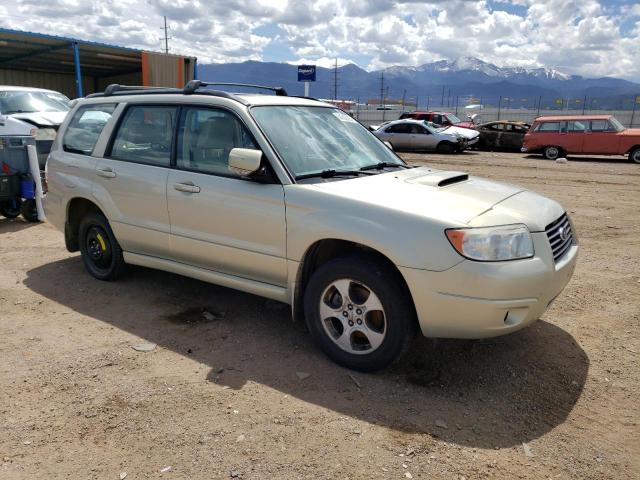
[406, 170, 469, 188]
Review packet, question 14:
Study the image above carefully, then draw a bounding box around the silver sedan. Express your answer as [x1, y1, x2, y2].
[373, 119, 466, 153]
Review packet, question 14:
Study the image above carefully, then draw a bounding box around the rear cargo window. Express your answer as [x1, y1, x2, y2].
[590, 120, 613, 132]
[62, 104, 116, 155]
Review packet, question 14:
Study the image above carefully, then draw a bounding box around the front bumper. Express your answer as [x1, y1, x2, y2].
[400, 232, 578, 339]
[466, 137, 479, 146]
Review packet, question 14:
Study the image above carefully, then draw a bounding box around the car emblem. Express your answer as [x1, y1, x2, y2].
[559, 226, 570, 242]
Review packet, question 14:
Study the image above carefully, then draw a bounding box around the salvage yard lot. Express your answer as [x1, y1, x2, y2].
[1, 151, 638, 479]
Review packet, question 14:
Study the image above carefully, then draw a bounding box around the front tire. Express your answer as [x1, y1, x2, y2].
[79, 213, 126, 281]
[303, 255, 416, 372]
[629, 148, 640, 164]
[543, 146, 561, 160]
[437, 142, 456, 154]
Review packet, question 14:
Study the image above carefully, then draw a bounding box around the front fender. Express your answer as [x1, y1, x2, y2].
[285, 186, 463, 271]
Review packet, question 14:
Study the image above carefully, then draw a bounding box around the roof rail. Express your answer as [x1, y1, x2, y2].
[86, 84, 182, 98]
[184, 80, 288, 96]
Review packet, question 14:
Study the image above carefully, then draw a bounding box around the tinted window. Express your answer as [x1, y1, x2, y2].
[490, 123, 505, 131]
[110, 106, 177, 167]
[537, 122, 560, 132]
[176, 107, 257, 177]
[408, 124, 427, 134]
[513, 125, 527, 133]
[386, 123, 411, 134]
[590, 120, 613, 132]
[62, 104, 116, 155]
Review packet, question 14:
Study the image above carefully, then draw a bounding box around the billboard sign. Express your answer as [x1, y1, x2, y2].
[298, 65, 316, 82]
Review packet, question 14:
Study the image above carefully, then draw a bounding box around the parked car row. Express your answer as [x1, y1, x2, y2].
[388, 109, 640, 163]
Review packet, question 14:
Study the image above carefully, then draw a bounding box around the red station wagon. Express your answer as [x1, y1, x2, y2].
[522, 115, 640, 163]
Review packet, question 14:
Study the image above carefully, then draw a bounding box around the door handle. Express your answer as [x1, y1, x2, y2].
[97, 168, 116, 178]
[174, 182, 201, 194]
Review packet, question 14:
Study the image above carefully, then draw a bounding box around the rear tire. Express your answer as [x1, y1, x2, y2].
[79, 213, 126, 281]
[20, 199, 39, 222]
[629, 148, 640, 164]
[437, 142, 456, 154]
[543, 146, 561, 160]
[0, 199, 22, 219]
[303, 255, 417, 372]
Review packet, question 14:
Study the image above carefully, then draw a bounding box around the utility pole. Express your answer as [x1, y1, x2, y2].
[401, 89, 406, 110]
[379, 72, 385, 122]
[160, 16, 171, 54]
[426, 96, 430, 111]
[332, 58, 339, 101]
[441, 86, 445, 107]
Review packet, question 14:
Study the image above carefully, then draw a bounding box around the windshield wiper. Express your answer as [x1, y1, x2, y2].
[360, 161, 409, 171]
[295, 168, 374, 180]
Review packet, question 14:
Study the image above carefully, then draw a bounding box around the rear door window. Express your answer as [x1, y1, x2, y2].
[109, 105, 177, 167]
[568, 121, 586, 132]
[386, 124, 411, 134]
[62, 104, 117, 155]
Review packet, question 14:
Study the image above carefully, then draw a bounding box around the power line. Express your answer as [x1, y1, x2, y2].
[160, 16, 171, 54]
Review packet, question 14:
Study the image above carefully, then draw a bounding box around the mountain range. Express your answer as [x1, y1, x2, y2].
[198, 57, 640, 109]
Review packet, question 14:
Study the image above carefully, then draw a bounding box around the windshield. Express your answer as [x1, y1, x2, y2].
[251, 106, 404, 177]
[0, 90, 70, 114]
[446, 113, 462, 124]
[609, 116, 625, 132]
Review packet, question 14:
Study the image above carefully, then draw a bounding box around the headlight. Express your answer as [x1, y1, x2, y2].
[34, 128, 57, 141]
[446, 224, 534, 261]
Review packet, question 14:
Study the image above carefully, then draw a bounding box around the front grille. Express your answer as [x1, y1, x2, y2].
[545, 213, 574, 262]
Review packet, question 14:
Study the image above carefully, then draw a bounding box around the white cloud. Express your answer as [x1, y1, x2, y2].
[0, 0, 637, 80]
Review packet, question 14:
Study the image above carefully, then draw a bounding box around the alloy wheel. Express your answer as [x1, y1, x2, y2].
[319, 278, 387, 355]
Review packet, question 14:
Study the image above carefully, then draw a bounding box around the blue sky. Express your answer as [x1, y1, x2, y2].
[1, 0, 639, 79]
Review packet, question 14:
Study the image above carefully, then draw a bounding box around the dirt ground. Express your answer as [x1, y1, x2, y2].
[1, 151, 639, 479]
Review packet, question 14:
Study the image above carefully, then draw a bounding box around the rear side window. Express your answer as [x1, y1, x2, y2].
[536, 122, 560, 132]
[62, 104, 116, 155]
[110, 105, 177, 167]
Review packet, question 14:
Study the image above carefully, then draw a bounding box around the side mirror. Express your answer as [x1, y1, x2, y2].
[384, 141, 393, 150]
[229, 148, 263, 176]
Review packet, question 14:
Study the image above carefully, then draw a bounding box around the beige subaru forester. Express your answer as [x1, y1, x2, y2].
[44, 81, 578, 371]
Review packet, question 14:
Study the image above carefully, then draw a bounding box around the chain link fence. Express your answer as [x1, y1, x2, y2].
[349, 95, 640, 128]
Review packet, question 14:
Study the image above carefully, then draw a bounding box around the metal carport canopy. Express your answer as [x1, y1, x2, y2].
[0, 28, 196, 98]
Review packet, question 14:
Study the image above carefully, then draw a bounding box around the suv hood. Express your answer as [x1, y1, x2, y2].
[8, 111, 67, 127]
[308, 167, 526, 226]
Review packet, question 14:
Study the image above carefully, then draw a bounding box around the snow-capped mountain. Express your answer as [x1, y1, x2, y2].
[385, 56, 572, 82]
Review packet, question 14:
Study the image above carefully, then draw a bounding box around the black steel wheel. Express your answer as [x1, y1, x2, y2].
[79, 213, 126, 281]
